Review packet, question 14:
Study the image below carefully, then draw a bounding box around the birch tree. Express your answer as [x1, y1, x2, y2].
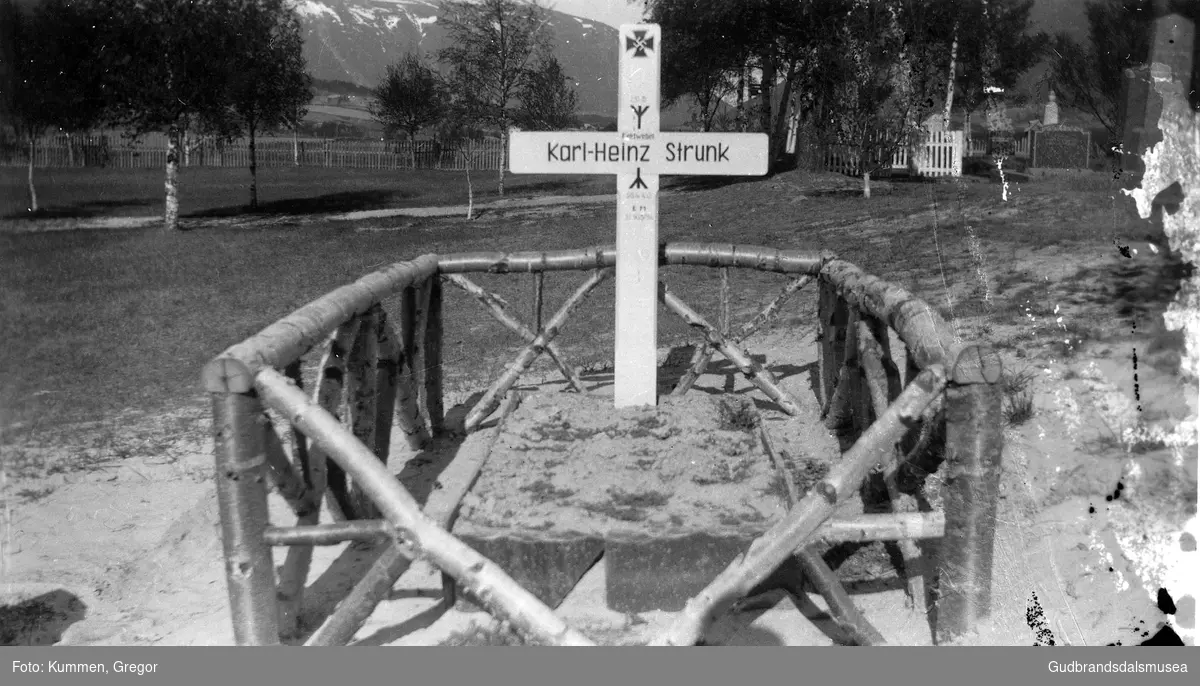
[370, 52, 447, 167]
[437, 0, 553, 197]
[106, 0, 241, 231]
[227, 0, 312, 209]
[825, 0, 930, 197]
[1, 0, 111, 213]
[515, 56, 580, 130]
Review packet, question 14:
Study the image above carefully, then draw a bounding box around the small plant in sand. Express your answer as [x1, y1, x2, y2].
[583, 487, 671, 522]
[1002, 365, 1038, 427]
[691, 456, 754, 485]
[439, 620, 549, 646]
[519, 479, 575, 504]
[716, 396, 758, 433]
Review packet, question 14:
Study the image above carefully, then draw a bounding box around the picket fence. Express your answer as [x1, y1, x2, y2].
[822, 130, 965, 178]
[0, 132, 508, 171]
[965, 132, 1032, 159]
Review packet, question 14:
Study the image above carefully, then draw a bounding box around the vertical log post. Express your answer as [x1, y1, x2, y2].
[381, 316, 430, 452]
[860, 316, 926, 611]
[935, 346, 1004, 644]
[276, 361, 319, 639]
[533, 272, 544, 332]
[411, 279, 433, 437]
[720, 267, 731, 336]
[818, 278, 848, 416]
[424, 277, 445, 436]
[343, 308, 382, 520]
[212, 391, 280, 646]
[373, 307, 400, 458]
[399, 284, 420, 436]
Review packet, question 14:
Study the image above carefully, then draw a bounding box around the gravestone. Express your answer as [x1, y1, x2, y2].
[1031, 124, 1090, 169]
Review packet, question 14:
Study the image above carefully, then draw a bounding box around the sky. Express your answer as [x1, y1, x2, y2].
[546, 0, 1087, 37]
[544, 0, 647, 29]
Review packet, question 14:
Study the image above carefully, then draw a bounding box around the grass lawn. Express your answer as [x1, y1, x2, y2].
[0, 165, 618, 219]
[0, 163, 1176, 445]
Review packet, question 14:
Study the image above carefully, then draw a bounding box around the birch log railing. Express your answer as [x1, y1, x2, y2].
[201, 243, 1003, 647]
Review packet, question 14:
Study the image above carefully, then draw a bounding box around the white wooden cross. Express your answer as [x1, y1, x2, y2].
[509, 23, 768, 408]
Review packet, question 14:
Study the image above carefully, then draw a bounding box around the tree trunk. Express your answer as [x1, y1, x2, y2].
[293, 123, 300, 166]
[26, 137, 38, 213]
[249, 119, 258, 209]
[736, 65, 746, 132]
[943, 25, 959, 131]
[964, 109, 973, 156]
[497, 129, 506, 197]
[769, 64, 797, 173]
[465, 139, 474, 220]
[164, 125, 181, 231]
[760, 57, 776, 139]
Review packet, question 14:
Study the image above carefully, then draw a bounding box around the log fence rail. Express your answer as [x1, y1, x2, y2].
[202, 242, 1004, 646]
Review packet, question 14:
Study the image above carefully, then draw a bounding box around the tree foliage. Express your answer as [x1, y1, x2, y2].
[227, 0, 312, 208]
[1, 0, 112, 212]
[949, 0, 1047, 119]
[1048, 0, 1198, 143]
[370, 52, 447, 144]
[516, 56, 580, 130]
[437, 0, 554, 195]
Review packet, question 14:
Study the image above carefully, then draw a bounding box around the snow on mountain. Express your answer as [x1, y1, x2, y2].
[297, 0, 621, 116]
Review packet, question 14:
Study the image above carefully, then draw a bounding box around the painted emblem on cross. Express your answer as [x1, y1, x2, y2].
[625, 30, 654, 57]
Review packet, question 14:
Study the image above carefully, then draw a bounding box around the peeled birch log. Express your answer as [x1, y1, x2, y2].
[435, 244, 829, 276]
[307, 322, 360, 523]
[659, 283, 801, 417]
[302, 386, 516, 649]
[673, 274, 812, 397]
[754, 410, 885, 645]
[411, 279, 433, 437]
[341, 308, 382, 521]
[818, 280, 848, 415]
[277, 361, 319, 638]
[254, 368, 595, 646]
[824, 306, 861, 432]
[264, 408, 319, 639]
[648, 365, 947, 646]
[856, 317, 926, 605]
[819, 259, 962, 373]
[464, 268, 613, 432]
[444, 273, 584, 393]
[379, 317, 430, 451]
[372, 309, 399, 459]
[203, 255, 438, 393]
[423, 277, 445, 435]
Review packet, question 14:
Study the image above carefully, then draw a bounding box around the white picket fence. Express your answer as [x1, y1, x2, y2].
[0, 132, 508, 171]
[822, 130, 965, 177]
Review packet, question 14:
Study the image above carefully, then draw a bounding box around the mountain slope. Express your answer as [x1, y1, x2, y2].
[296, 0, 620, 117]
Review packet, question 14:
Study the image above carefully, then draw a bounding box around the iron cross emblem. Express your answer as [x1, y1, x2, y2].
[625, 30, 654, 57]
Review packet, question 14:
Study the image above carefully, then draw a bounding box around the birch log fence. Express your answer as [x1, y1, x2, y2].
[202, 242, 1004, 647]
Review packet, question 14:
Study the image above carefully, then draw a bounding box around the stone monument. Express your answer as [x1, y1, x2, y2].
[1042, 89, 1059, 126]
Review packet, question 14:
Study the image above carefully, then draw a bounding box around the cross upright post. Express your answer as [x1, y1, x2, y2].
[509, 23, 768, 409]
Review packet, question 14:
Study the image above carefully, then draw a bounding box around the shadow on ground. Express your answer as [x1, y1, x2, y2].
[0, 589, 87, 645]
[3, 199, 157, 220]
[665, 176, 761, 193]
[188, 189, 419, 218]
